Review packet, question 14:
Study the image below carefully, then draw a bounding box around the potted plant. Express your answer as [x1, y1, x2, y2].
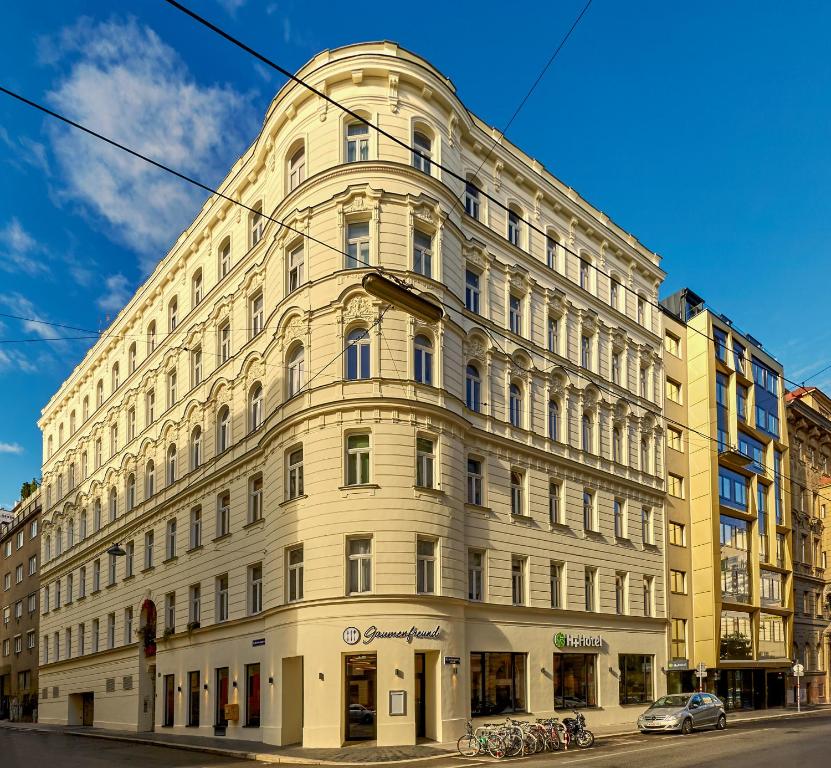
[186, 620, 201, 632]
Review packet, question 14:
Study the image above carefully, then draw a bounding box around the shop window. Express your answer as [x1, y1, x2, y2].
[246, 663, 261, 727]
[552, 653, 596, 709]
[470, 652, 527, 716]
[618, 654, 653, 705]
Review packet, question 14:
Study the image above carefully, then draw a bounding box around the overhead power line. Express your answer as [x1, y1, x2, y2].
[2, 84, 826, 509]
[161, 0, 806, 389]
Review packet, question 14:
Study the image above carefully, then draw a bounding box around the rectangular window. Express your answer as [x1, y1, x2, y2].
[666, 378, 681, 404]
[413, 230, 433, 278]
[249, 475, 264, 523]
[465, 269, 480, 313]
[643, 576, 654, 617]
[125, 606, 133, 644]
[216, 574, 229, 622]
[417, 539, 437, 595]
[669, 522, 685, 546]
[189, 584, 201, 625]
[346, 434, 371, 485]
[581, 335, 592, 369]
[619, 654, 653, 705]
[192, 348, 203, 387]
[345, 221, 370, 269]
[249, 563, 263, 615]
[549, 482, 562, 525]
[250, 292, 264, 337]
[615, 572, 627, 614]
[416, 437, 435, 489]
[614, 498, 626, 538]
[668, 474, 684, 498]
[468, 550, 483, 602]
[107, 554, 116, 586]
[550, 562, 563, 608]
[91, 619, 99, 653]
[188, 671, 201, 727]
[584, 567, 597, 612]
[510, 556, 526, 605]
[470, 653, 527, 715]
[467, 458, 483, 506]
[286, 448, 304, 500]
[288, 244, 305, 293]
[510, 470, 525, 516]
[737, 385, 748, 422]
[720, 515, 750, 603]
[190, 507, 202, 549]
[719, 468, 749, 511]
[217, 492, 230, 538]
[552, 653, 596, 709]
[167, 370, 177, 408]
[664, 332, 680, 357]
[583, 490, 595, 532]
[347, 537, 372, 594]
[107, 613, 115, 649]
[670, 569, 687, 594]
[509, 295, 522, 335]
[547, 317, 559, 353]
[642, 506, 654, 545]
[144, 530, 154, 569]
[166, 519, 177, 560]
[287, 546, 304, 602]
[671, 618, 687, 659]
[612, 351, 621, 385]
[667, 427, 682, 452]
[719, 609, 753, 660]
[92, 559, 100, 592]
[219, 322, 231, 364]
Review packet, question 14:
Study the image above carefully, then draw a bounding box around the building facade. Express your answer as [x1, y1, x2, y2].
[37, 43, 669, 746]
[661, 289, 793, 709]
[0, 488, 41, 721]
[785, 387, 831, 703]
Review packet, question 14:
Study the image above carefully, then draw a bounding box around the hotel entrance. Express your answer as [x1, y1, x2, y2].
[345, 654, 377, 741]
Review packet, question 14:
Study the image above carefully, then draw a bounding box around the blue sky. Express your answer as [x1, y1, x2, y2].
[1, 0, 830, 505]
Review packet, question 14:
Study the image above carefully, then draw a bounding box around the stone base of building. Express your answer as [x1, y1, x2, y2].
[37, 601, 668, 747]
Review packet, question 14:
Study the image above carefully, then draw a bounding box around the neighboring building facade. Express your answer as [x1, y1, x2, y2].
[661, 289, 793, 709]
[37, 42, 669, 746]
[0, 488, 41, 721]
[785, 387, 831, 703]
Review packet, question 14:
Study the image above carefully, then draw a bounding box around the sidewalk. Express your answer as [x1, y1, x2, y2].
[1, 705, 828, 764]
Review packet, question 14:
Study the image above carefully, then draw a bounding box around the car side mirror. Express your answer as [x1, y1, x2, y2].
[689, 701, 699, 709]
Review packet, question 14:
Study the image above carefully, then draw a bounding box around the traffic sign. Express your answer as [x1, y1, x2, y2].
[793, 662, 805, 677]
[695, 662, 707, 677]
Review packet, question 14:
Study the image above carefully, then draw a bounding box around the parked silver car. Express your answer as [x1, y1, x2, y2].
[637, 693, 727, 734]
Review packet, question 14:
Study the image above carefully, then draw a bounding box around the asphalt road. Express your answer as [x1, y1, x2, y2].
[2, 711, 830, 768]
[446, 710, 831, 768]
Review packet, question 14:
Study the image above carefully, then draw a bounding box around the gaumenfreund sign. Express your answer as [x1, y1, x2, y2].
[553, 632, 603, 649]
[343, 625, 441, 645]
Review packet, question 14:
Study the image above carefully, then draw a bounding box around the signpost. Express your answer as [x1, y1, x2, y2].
[695, 662, 707, 692]
[793, 662, 804, 713]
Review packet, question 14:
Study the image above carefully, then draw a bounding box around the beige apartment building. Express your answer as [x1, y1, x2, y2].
[37, 42, 669, 746]
[785, 387, 831, 703]
[0, 488, 41, 721]
[661, 289, 793, 710]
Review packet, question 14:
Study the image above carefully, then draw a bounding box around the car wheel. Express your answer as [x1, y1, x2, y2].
[680, 718, 693, 735]
[716, 714, 726, 730]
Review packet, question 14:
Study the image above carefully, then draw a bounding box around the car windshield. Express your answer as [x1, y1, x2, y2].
[651, 695, 690, 708]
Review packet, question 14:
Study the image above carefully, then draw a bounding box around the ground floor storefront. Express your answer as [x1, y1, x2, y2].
[666, 664, 791, 710]
[38, 602, 667, 747]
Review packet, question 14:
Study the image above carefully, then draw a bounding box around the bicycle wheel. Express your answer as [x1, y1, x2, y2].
[504, 732, 523, 757]
[487, 734, 507, 759]
[457, 735, 478, 757]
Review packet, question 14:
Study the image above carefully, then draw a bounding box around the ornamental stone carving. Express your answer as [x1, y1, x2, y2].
[284, 317, 307, 346]
[494, 160, 503, 191]
[464, 338, 488, 364]
[388, 73, 400, 113]
[343, 295, 375, 322]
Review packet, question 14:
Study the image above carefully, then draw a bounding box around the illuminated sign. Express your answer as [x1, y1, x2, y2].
[553, 632, 603, 649]
[343, 625, 441, 645]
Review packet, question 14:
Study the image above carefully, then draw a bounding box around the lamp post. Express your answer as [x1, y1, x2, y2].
[105, 542, 126, 557]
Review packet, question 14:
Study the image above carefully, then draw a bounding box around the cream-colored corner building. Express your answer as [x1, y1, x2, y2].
[37, 42, 669, 747]
[785, 387, 831, 703]
[661, 289, 793, 710]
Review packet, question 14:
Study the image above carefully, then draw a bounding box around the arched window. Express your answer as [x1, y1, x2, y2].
[548, 400, 559, 441]
[610, 278, 621, 310]
[546, 234, 559, 270]
[582, 414, 593, 453]
[217, 406, 231, 452]
[464, 179, 480, 219]
[58, 423, 64, 445]
[287, 345, 305, 398]
[345, 120, 369, 162]
[96, 380, 104, 408]
[45, 535, 51, 561]
[580, 258, 591, 291]
[67, 519, 75, 548]
[250, 201, 264, 247]
[192, 268, 203, 307]
[47, 435, 53, 458]
[112, 363, 120, 391]
[412, 129, 432, 173]
[69, 410, 76, 436]
[168, 297, 178, 332]
[128, 343, 136, 374]
[509, 383, 522, 428]
[56, 527, 63, 556]
[507, 208, 521, 247]
[345, 328, 370, 381]
[466, 364, 481, 412]
[414, 335, 433, 385]
[218, 238, 231, 279]
[641, 438, 650, 472]
[250, 384, 263, 431]
[108, 486, 117, 523]
[288, 144, 306, 190]
[613, 427, 623, 463]
[82, 396, 89, 421]
[126, 473, 136, 511]
[191, 426, 202, 469]
[145, 460, 155, 498]
[147, 321, 157, 354]
[167, 443, 177, 484]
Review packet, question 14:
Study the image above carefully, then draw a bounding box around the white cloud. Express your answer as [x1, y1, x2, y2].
[0, 293, 59, 339]
[0, 126, 50, 175]
[43, 16, 257, 273]
[0, 218, 49, 277]
[216, 0, 248, 14]
[97, 273, 133, 315]
[0, 442, 24, 455]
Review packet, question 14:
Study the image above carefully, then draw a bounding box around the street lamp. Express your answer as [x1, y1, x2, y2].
[105, 542, 126, 557]
[361, 273, 443, 324]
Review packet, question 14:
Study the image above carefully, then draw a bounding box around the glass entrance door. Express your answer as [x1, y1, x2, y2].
[415, 653, 426, 738]
[345, 654, 377, 741]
